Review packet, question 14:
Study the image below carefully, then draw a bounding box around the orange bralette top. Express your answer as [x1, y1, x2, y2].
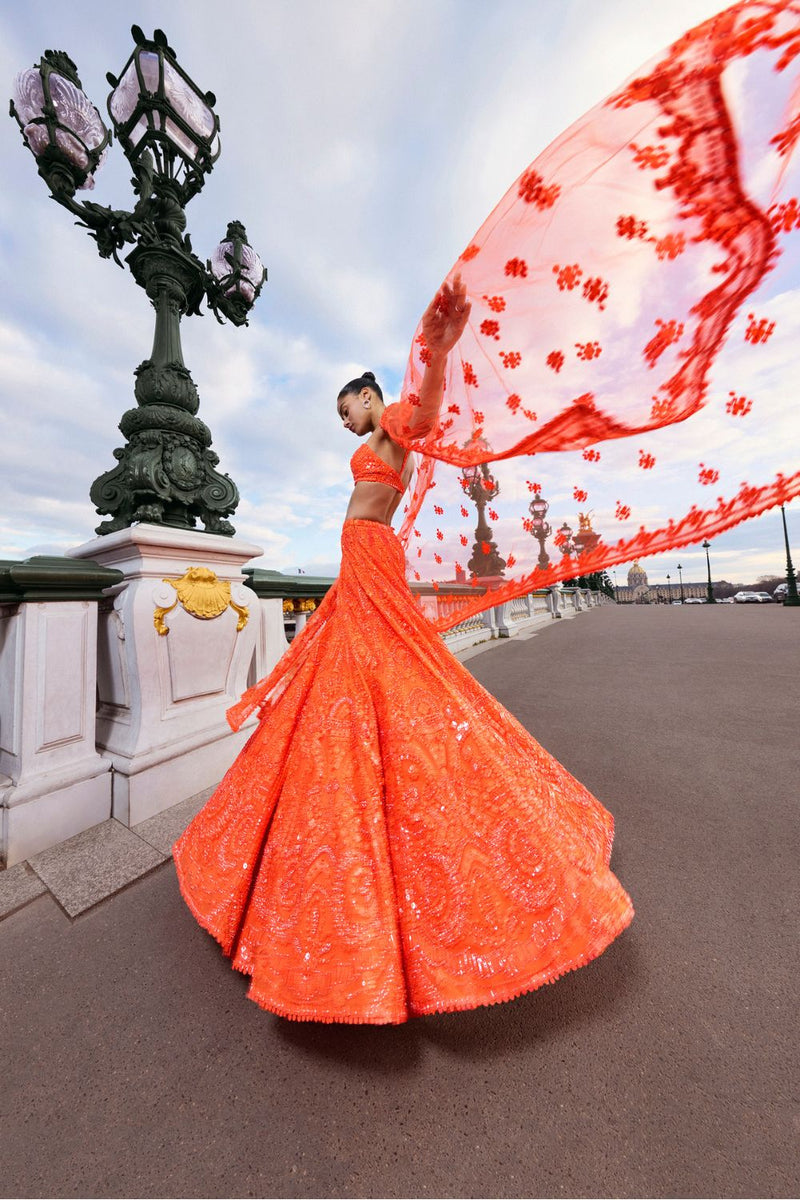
[350, 443, 410, 494]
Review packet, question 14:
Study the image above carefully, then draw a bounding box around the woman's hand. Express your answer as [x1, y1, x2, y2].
[397, 274, 471, 437]
[421, 272, 471, 359]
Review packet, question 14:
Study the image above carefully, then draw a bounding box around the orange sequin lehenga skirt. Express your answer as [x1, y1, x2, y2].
[173, 518, 633, 1024]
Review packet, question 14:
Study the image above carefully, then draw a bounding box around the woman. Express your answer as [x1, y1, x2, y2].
[173, 274, 634, 1024]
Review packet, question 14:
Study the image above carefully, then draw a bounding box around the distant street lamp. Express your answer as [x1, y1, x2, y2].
[528, 493, 551, 570]
[677, 562, 685, 604]
[666, 572, 671, 603]
[10, 27, 267, 536]
[779, 504, 800, 607]
[702, 539, 716, 603]
[556, 521, 576, 560]
[613, 568, 619, 603]
[459, 450, 506, 578]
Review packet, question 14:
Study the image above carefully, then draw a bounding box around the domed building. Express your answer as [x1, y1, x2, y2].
[615, 559, 709, 603]
[627, 561, 648, 597]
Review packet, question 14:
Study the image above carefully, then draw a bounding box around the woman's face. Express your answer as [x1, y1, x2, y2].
[337, 389, 374, 436]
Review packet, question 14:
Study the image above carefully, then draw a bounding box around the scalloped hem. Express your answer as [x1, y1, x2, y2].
[410, 902, 634, 1019]
[174, 852, 634, 1026]
[246, 991, 410, 1024]
[174, 843, 633, 1027]
[241, 901, 634, 1025]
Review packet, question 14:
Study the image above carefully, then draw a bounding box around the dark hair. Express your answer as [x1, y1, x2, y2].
[337, 370, 383, 403]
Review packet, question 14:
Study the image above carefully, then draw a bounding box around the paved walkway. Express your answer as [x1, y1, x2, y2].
[1, 606, 797, 1198]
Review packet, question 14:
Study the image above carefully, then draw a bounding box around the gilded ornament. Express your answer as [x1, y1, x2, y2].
[153, 566, 249, 635]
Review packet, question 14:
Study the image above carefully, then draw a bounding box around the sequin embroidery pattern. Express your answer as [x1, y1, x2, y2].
[173, 520, 633, 1024]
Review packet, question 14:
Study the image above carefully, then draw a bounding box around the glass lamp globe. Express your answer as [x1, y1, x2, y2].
[11, 51, 109, 190]
[460, 464, 480, 492]
[210, 223, 265, 304]
[107, 26, 220, 200]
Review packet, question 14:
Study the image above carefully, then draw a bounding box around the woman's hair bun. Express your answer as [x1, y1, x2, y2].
[338, 370, 383, 402]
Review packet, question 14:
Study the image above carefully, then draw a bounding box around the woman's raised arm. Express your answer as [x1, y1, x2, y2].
[408, 273, 471, 436]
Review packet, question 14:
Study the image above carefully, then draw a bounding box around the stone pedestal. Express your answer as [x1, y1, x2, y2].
[0, 557, 124, 866]
[69, 524, 263, 827]
[0, 600, 111, 866]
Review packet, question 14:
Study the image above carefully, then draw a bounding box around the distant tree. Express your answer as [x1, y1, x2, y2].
[755, 574, 785, 591]
[598, 571, 615, 599]
[564, 571, 614, 597]
[713, 575, 790, 598]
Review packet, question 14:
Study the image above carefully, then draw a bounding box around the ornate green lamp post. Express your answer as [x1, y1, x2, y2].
[779, 504, 800, 607]
[528, 493, 552, 571]
[702, 539, 716, 603]
[459, 460, 506, 579]
[556, 521, 576, 560]
[677, 562, 685, 603]
[10, 27, 266, 537]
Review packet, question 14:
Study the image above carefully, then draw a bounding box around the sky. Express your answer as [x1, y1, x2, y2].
[1, 0, 797, 586]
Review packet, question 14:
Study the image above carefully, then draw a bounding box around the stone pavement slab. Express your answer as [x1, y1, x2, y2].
[28, 818, 167, 918]
[132, 785, 216, 856]
[0, 860, 47, 919]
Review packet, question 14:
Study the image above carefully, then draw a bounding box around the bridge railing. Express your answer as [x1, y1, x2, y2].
[0, 560, 609, 866]
[244, 568, 609, 653]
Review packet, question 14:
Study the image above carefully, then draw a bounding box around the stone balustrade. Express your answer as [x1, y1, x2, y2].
[0, 548, 609, 867]
[439, 584, 607, 649]
[252, 569, 610, 648]
[0, 556, 123, 866]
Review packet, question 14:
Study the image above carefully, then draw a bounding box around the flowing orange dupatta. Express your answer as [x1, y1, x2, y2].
[381, 0, 800, 626]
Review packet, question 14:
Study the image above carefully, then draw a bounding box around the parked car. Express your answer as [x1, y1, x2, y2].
[717, 596, 735, 603]
[753, 591, 773, 602]
[733, 591, 761, 603]
[684, 597, 706, 604]
[773, 582, 792, 599]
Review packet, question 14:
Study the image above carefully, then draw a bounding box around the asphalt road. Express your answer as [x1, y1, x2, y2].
[1, 605, 797, 1199]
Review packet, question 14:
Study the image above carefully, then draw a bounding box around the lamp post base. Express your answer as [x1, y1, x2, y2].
[90, 418, 239, 538]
